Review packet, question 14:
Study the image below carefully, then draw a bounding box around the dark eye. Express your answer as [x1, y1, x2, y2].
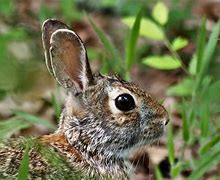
[115, 93, 135, 111]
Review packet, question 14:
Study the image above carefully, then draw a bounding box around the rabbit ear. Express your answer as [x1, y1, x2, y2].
[42, 19, 69, 77]
[42, 19, 94, 92]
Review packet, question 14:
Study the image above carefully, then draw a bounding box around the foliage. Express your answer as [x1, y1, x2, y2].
[122, 1, 220, 178]
[0, 0, 220, 179]
[88, 7, 143, 80]
[166, 19, 220, 179]
[123, 1, 187, 72]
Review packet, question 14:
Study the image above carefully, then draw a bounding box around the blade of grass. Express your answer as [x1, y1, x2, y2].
[196, 20, 220, 88]
[15, 111, 56, 130]
[125, 8, 143, 74]
[188, 149, 220, 179]
[196, 17, 206, 73]
[200, 102, 210, 138]
[87, 14, 123, 74]
[200, 134, 220, 154]
[0, 117, 31, 140]
[18, 144, 30, 180]
[51, 93, 61, 119]
[167, 121, 175, 165]
[154, 166, 163, 180]
[51, 85, 62, 119]
[171, 161, 183, 177]
[181, 103, 190, 143]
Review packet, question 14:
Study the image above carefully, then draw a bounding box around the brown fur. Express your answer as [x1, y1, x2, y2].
[0, 19, 168, 179]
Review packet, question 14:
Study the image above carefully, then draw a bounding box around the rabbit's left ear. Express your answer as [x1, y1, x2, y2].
[42, 19, 94, 92]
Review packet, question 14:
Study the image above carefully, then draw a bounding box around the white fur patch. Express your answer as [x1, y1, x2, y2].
[65, 92, 82, 116]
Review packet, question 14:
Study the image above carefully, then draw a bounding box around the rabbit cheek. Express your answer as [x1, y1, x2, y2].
[114, 112, 140, 126]
[142, 120, 165, 142]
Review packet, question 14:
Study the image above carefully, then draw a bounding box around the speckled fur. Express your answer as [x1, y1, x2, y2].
[0, 19, 168, 179]
[55, 74, 168, 178]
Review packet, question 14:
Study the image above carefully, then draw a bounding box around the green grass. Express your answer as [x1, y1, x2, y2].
[0, 1, 220, 179]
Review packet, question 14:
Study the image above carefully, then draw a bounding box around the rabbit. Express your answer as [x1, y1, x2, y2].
[0, 19, 169, 179]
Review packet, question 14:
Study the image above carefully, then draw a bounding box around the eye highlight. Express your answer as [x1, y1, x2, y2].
[115, 93, 135, 111]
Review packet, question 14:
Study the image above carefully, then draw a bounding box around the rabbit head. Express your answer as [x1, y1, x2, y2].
[42, 19, 168, 160]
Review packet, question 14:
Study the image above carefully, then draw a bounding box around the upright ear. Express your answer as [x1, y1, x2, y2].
[42, 19, 94, 92]
[42, 19, 69, 76]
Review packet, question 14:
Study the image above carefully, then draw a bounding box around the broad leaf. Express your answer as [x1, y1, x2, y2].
[166, 78, 193, 96]
[171, 37, 188, 51]
[189, 55, 197, 75]
[152, 2, 169, 25]
[143, 55, 181, 70]
[123, 17, 165, 40]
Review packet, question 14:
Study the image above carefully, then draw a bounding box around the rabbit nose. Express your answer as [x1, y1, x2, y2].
[164, 111, 169, 125]
[165, 118, 169, 125]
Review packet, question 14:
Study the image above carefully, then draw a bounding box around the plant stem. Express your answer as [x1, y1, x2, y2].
[164, 39, 189, 75]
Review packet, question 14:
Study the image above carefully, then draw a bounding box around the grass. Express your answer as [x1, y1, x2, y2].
[0, 0, 220, 179]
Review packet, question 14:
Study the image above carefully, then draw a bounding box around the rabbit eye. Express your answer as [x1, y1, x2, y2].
[115, 93, 135, 111]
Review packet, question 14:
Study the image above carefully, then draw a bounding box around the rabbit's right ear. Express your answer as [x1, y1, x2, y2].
[42, 19, 94, 92]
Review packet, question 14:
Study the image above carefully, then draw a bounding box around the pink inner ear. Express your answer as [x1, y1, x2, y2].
[50, 30, 87, 91]
[61, 37, 84, 90]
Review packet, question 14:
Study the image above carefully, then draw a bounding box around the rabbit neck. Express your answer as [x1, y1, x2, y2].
[41, 133, 130, 178]
[57, 114, 134, 177]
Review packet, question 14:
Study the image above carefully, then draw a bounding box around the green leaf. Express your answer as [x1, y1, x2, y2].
[15, 111, 56, 130]
[196, 17, 207, 73]
[200, 134, 220, 154]
[152, 1, 169, 25]
[181, 103, 190, 143]
[197, 20, 220, 88]
[18, 145, 30, 180]
[167, 122, 175, 165]
[143, 55, 181, 70]
[166, 78, 193, 96]
[125, 8, 143, 72]
[200, 103, 210, 137]
[171, 162, 183, 177]
[154, 166, 163, 180]
[122, 17, 165, 40]
[189, 55, 197, 75]
[171, 37, 188, 51]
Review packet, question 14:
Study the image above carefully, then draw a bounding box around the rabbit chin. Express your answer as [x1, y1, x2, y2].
[119, 128, 164, 160]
